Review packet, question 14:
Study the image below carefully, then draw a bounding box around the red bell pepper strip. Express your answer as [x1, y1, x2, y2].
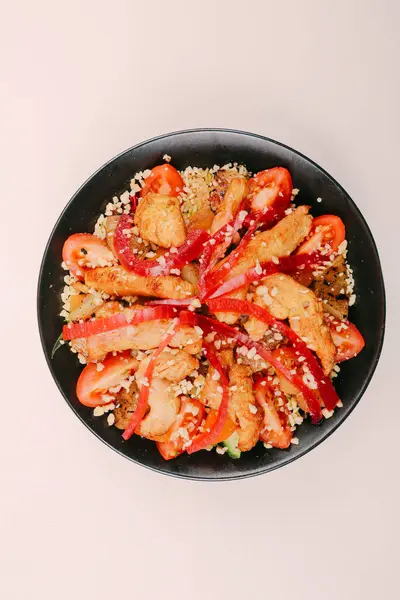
[198, 202, 248, 299]
[202, 210, 270, 296]
[179, 310, 323, 423]
[114, 213, 210, 276]
[145, 298, 199, 307]
[122, 319, 180, 441]
[206, 298, 340, 412]
[62, 305, 177, 341]
[186, 340, 231, 454]
[208, 253, 323, 299]
[129, 194, 138, 213]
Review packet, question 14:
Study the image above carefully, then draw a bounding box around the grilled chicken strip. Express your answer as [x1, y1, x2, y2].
[134, 192, 186, 248]
[200, 353, 261, 451]
[214, 206, 312, 324]
[105, 215, 120, 258]
[210, 177, 248, 234]
[137, 349, 199, 383]
[137, 378, 180, 441]
[245, 273, 336, 375]
[71, 321, 202, 362]
[229, 364, 262, 452]
[85, 265, 195, 299]
[114, 384, 138, 430]
[233, 205, 312, 277]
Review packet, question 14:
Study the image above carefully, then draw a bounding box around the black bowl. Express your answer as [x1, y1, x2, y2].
[37, 128, 385, 481]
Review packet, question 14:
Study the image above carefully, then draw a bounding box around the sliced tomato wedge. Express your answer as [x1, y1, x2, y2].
[297, 215, 345, 254]
[62, 233, 115, 280]
[63, 305, 177, 341]
[247, 167, 292, 213]
[76, 351, 137, 407]
[201, 410, 237, 445]
[327, 316, 365, 362]
[140, 164, 184, 197]
[254, 378, 292, 449]
[156, 399, 205, 460]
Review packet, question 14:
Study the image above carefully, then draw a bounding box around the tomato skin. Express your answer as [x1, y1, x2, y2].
[247, 167, 292, 213]
[62, 233, 115, 281]
[140, 164, 184, 197]
[200, 410, 237, 445]
[327, 317, 365, 362]
[76, 351, 137, 407]
[156, 399, 205, 460]
[297, 215, 345, 254]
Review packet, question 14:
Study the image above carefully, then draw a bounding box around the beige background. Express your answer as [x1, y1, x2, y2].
[1, 1, 399, 599]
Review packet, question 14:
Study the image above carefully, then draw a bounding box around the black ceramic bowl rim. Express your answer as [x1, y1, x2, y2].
[37, 128, 386, 481]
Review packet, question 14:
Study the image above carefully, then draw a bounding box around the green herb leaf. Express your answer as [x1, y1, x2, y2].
[51, 332, 64, 359]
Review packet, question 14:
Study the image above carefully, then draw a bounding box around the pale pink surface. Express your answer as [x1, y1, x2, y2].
[0, 1, 399, 599]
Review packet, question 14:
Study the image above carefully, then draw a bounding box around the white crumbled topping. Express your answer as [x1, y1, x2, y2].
[216, 446, 228, 455]
[205, 331, 216, 343]
[120, 190, 130, 205]
[263, 443, 273, 449]
[247, 347, 257, 360]
[249, 404, 258, 415]
[349, 294, 356, 306]
[163, 154, 172, 162]
[338, 240, 347, 255]
[255, 260, 262, 275]
[173, 378, 194, 396]
[291, 437, 299, 445]
[256, 286, 268, 296]
[186, 404, 200, 416]
[303, 372, 318, 390]
[270, 286, 279, 297]
[93, 403, 115, 417]
[96, 362, 104, 372]
[322, 408, 334, 419]
[316, 197, 322, 203]
[107, 413, 115, 426]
